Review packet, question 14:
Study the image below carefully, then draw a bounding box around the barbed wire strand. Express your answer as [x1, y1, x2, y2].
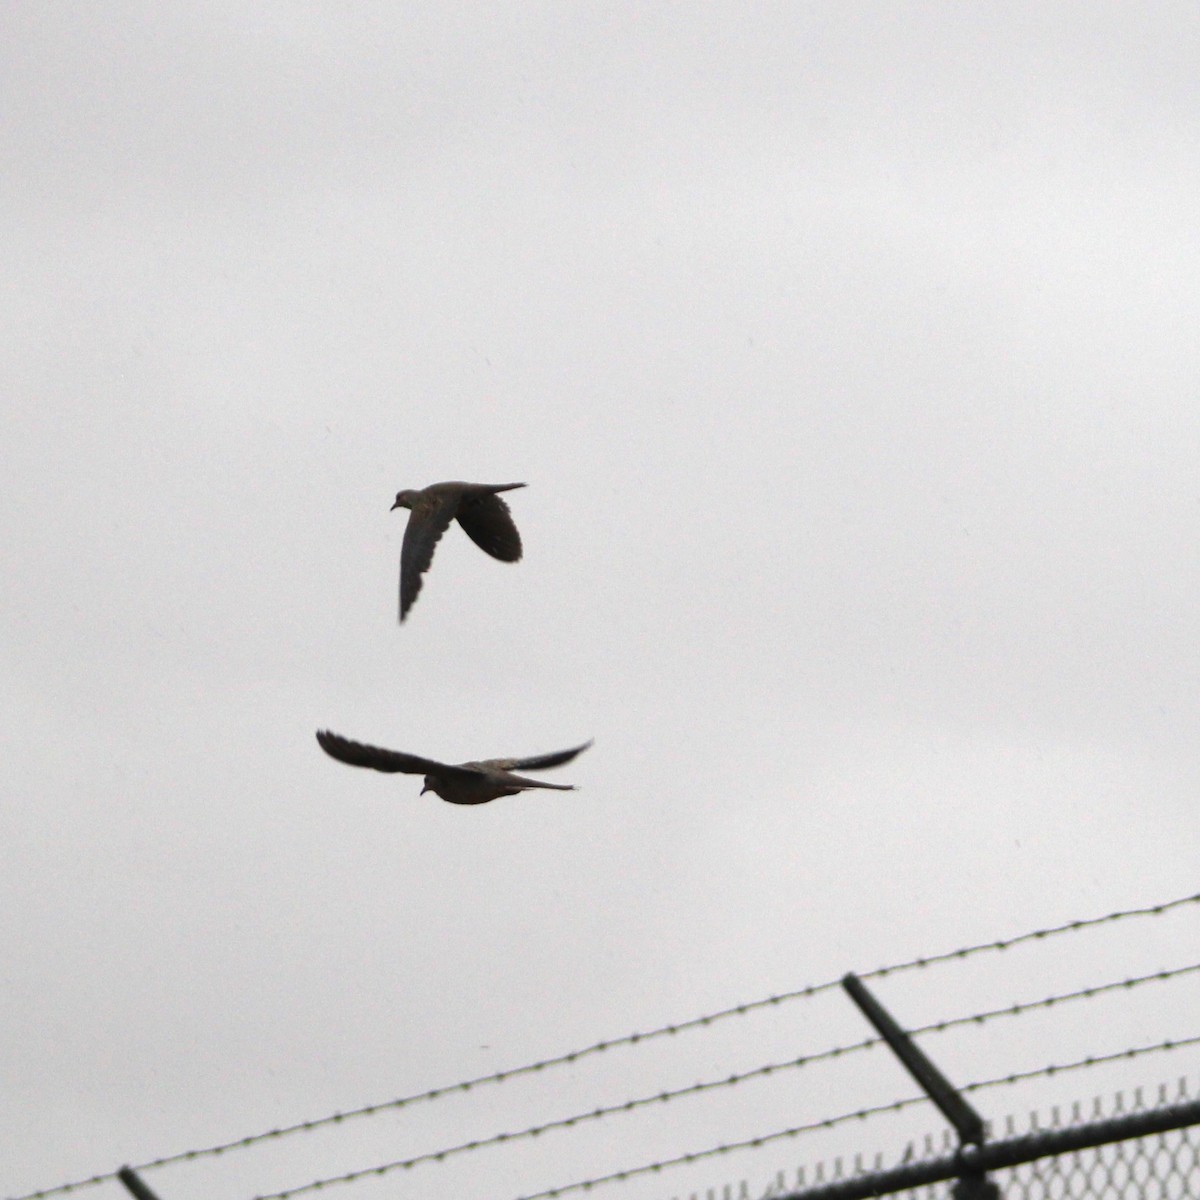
[10, 891, 1199, 1200]
[509, 1036, 1200, 1200]
[245, 967, 1200, 1200]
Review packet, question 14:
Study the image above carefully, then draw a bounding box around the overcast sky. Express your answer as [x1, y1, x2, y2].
[4, 6, 1200, 1200]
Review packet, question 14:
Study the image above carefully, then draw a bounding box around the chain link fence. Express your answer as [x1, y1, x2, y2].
[987, 1119, 1199, 1200]
[730, 1078, 1200, 1200]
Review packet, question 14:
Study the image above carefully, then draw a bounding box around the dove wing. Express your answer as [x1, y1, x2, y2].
[316, 730, 459, 776]
[484, 740, 593, 772]
[399, 492, 459, 620]
[454, 489, 524, 562]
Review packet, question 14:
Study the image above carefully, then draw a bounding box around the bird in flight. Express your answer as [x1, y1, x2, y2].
[390, 481, 526, 621]
[315, 730, 592, 805]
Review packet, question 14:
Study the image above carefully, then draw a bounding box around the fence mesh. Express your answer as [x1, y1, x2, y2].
[992, 1121, 1199, 1200]
[746, 1079, 1200, 1200]
[867, 1123, 1200, 1200]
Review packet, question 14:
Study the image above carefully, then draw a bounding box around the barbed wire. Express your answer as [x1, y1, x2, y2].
[912, 962, 1200, 1036]
[9, 891, 1199, 1200]
[244, 962, 1200, 1200]
[511, 1037, 1200, 1200]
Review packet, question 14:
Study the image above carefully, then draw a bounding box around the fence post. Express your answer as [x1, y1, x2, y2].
[841, 974, 998, 1196]
[116, 1167, 163, 1200]
[952, 1171, 1001, 1200]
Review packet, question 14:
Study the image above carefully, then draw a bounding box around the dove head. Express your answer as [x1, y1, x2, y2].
[391, 489, 419, 512]
[420, 776, 438, 797]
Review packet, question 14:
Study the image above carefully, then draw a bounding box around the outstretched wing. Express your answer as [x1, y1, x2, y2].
[455, 488, 524, 562]
[316, 730, 451, 775]
[484, 740, 594, 772]
[399, 491, 459, 620]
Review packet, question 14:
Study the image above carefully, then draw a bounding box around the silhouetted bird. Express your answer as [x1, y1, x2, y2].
[315, 730, 592, 805]
[390, 481, 526, 621]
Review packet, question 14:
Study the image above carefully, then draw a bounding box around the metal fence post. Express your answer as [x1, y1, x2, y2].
[116, 1167, 163, 1200]
[842, 973, 997, 1196]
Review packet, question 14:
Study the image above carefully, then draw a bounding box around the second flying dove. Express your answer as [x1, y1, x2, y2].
[315, 730, 592, 804]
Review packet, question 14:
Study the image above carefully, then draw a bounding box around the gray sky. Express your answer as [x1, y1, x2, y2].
[4, 6, 1199, 1200]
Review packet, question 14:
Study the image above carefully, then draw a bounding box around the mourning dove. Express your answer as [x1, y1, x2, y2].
[316, 730, 592, 805]
[390, 481, 526, 621]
